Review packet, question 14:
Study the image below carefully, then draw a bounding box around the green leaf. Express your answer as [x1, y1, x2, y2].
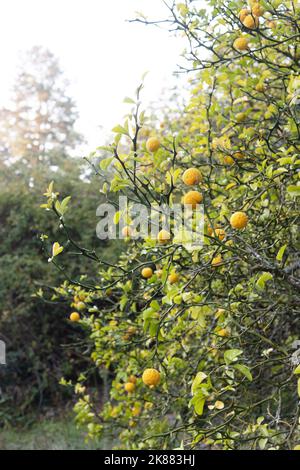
[276, 244, 287, 262]
[224, 349, 243, 365]
[293, 365, 300, 375]
[123, 97, 135, 104]
[234, 364, 253, 381]
[52, 242, 64, 257]
[112, 125, 129, 135]
[194, 396, 205, 416]
[258, 438, 268, 450]
[191, 372, 207, 395]
[287, 185, 300, 196]
[100, 156, 114, 170]
[256, 272, 273, 290]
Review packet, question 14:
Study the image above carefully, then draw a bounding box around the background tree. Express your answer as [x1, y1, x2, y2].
[0, 47, 124, 425]
[0, 46, 82, 184]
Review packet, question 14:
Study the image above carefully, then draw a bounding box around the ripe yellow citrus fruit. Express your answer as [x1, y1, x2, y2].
[157, 229, 171, 244]
[233, 37, 249, 51]
[239, 8, 250, 22]
[236, 112, 246, 123]
[243, 14, 259, 29]
[128, 375, 137, 384]
[168, 271, 180, 284]
[70, 312, 80, 322]
[132, 406, 141, 417]
[127, 326, 137, 336]
[211, 255, 223, 267]
[146, 137, 160, 153]
[252, 3, 264, 17]
[183, 190, 203, 208]
[266, 20, 276, 29]
[223, 155, 235, 165]
[75, 301, 86, 311]
[218, 328, 230, 337]
[230, 211, 248, 229]
[234, 151, 244, 159]
[124, 382, 135, 393]
[182, 168, 202, 185]
[255, 82, 265, 92]
[141, 267, 153, 279]
[122, 226, 132, 237]
[142, 368, 161, 387]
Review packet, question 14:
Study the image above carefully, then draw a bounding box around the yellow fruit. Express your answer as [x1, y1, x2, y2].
[214, 228, 226, 241]
[182, 168, 202, 185]
[218, 328, 230, 337]
[128, 375, 137, 384]
[70, 312, 80, 322]
[230, 211, 249, 229]
[132, 406, 141, 417]
[124, 382, 135, 393]
[144, 401, 154, 410]
[109, 320, 118, 327]
[239, 8, 250, 22]
[122, 226, 132, 237]
[168, 271, 180, 284]
[211, 255, 223, 267]
[233, 37, 249, 51]
[243, 14, 259, 29]
[255, 82, 265, 92]
[236, 112, 246, 123]
[157, 229, 171, 244]
[183, 190, 203, 208]
[127, 326, 137, 336]
[76, 301, 86, 311]
[141, 267, 153, 279]
[234, 151, 244, 159]
[252, 3, 264, 17]
[266, 20, 276, 29]
[146, 137, 160, 153]
[223, 155, 235, 165]
[142, 368, 161, 387]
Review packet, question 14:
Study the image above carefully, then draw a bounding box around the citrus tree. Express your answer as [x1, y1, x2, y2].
[41, 0, 300, 450]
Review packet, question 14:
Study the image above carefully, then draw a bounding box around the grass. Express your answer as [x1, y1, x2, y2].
[0, 415, 105, 450]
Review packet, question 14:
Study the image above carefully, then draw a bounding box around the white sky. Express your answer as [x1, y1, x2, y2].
[0, 0, 185, 152]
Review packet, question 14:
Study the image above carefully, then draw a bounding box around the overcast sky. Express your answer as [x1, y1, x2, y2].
[0, 0, 185, 152]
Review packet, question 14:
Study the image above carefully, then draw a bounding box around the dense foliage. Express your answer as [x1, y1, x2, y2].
[43, 1, 299, 450]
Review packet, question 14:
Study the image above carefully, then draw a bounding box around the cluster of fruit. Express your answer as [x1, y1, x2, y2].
[233, 1, 275, 51]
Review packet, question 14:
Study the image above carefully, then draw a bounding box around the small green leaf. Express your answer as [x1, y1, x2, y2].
[100, 157, 114, 170]
[256, 272, 273, 290]
[276, 244, 287, 262]
[293, 365, 300, 375]
[234, 364, 253, 381]
[224, 349, 243, 365]
[112, 125, 128, 135]
[287, 185, 300, 196]
[191, 372, 207, 395]
[52, 242, 64, 257]
[123, 97, 135, 104]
